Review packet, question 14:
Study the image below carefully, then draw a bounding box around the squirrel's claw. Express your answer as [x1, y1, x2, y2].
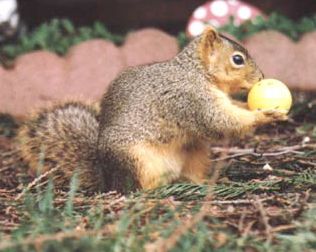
[261, 109, 288, 121]
[255, 109, 288, 125]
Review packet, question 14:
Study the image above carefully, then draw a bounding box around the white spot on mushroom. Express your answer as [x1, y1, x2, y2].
[238, 6, 252, 20]
[210, 0, 229, 17]
[193, 6, 208, 19]
[188, 20, 205, 36]
[228, 0, 238, 6]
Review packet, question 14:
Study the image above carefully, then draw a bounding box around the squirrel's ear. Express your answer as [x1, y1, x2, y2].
[198, 26, 220, 66]
[200, 26, 220, 50]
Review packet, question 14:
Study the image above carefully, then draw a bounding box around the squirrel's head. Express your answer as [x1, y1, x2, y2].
[198, 26, 263, 94]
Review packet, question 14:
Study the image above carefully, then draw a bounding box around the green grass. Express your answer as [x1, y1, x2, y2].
[1, 180, 315, 251]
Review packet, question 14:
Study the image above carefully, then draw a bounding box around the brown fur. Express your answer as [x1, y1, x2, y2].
[181, 140, 210, 184]
[17, 26, 287, 194]
[128, 134, 210, 190]
[18, 101, 101, 192]
[198, 27, 264, 94]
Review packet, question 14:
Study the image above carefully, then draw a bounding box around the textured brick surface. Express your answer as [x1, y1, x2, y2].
[65, 39, 125, 99]
[244, 31, 296, 84]
[121, 28, 179, 67]
[0, 29, 178, 116]
[244, 30, 316, 91]
[297, 32, 316, 90]
[1, 28, 316, 116]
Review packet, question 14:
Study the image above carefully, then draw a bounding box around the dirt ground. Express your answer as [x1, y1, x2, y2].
[0, 93, 315, 251]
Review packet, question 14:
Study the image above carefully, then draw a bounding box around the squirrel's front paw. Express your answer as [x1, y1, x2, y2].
[262, 109, 288, 121]
[255, 109, 288, 125]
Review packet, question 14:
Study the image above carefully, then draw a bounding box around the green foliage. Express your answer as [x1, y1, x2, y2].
[2, 13, 316, 61]
[177, 31, 190, 49]
[64, 173, 79, 217]
[143, 170, 316, 201]
[1, 19, 124, 59]
[219, 13, 316, 41]
[141, 183, 209, 201]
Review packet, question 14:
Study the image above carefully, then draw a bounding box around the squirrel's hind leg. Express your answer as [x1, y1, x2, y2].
[129, 142, 186, 190]
[180, 141, 211, 184]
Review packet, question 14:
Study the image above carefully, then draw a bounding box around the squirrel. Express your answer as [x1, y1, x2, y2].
[17, 27, 287, 194]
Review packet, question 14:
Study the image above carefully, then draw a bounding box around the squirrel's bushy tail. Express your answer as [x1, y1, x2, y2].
[17, 102, 102, 192]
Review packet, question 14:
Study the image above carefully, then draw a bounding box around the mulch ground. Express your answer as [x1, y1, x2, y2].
[0, 95, 315, 250]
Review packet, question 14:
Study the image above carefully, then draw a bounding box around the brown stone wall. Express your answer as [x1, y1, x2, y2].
[1, 27, 316, 116]
[0, 28, 179, 116]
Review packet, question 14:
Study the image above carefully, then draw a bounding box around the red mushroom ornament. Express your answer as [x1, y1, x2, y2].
[187, 0, 263, 37]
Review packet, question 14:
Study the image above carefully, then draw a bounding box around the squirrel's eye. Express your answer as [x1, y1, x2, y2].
[231, 52, 245, 68]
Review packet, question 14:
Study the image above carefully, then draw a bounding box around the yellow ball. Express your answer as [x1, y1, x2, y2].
[247, 79, 292, 113]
